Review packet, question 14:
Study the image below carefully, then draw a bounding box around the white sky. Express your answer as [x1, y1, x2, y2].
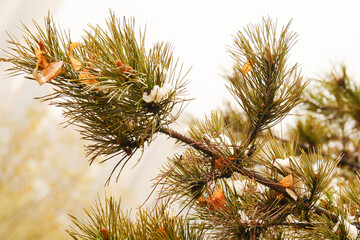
[53, 0, 360, 207]
[54, 0, 360, 115]
[2, 0, 360, 116]
[2, 0, 360, 208]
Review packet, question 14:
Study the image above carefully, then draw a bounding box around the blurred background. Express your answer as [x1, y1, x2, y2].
[1, 0, 360, 238]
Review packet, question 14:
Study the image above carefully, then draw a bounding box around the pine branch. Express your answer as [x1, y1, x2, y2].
[272, 133, 360, 171]
[67, 196, 207, 239]
[4, 13, 358, 239]
[1, 13, 189, 179]
[227, 17, 306, 140]
[159, 126, 339, 224]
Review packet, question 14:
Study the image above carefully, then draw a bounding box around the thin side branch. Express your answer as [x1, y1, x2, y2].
[272, 133, 360, 170]
[159, 127, 216, 157]
[268, 221, 317, 228]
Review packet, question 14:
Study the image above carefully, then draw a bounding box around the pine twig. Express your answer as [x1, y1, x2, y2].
[268, 221, 317, 228]
[159, 127, 216, 157]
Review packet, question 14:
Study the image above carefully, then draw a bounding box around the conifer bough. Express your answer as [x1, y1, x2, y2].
[3, 13, 189, 181]
[2, 13, 360, 239]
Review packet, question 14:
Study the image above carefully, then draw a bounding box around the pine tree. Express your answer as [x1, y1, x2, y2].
[2, 12, 360, 239]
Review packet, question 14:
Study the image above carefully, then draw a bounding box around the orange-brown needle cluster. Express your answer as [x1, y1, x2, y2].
[32, 41, 63, 85]
[199, 188, 226, 211]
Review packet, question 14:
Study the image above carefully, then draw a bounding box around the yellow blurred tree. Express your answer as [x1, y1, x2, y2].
[0, 104, 98, 239]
